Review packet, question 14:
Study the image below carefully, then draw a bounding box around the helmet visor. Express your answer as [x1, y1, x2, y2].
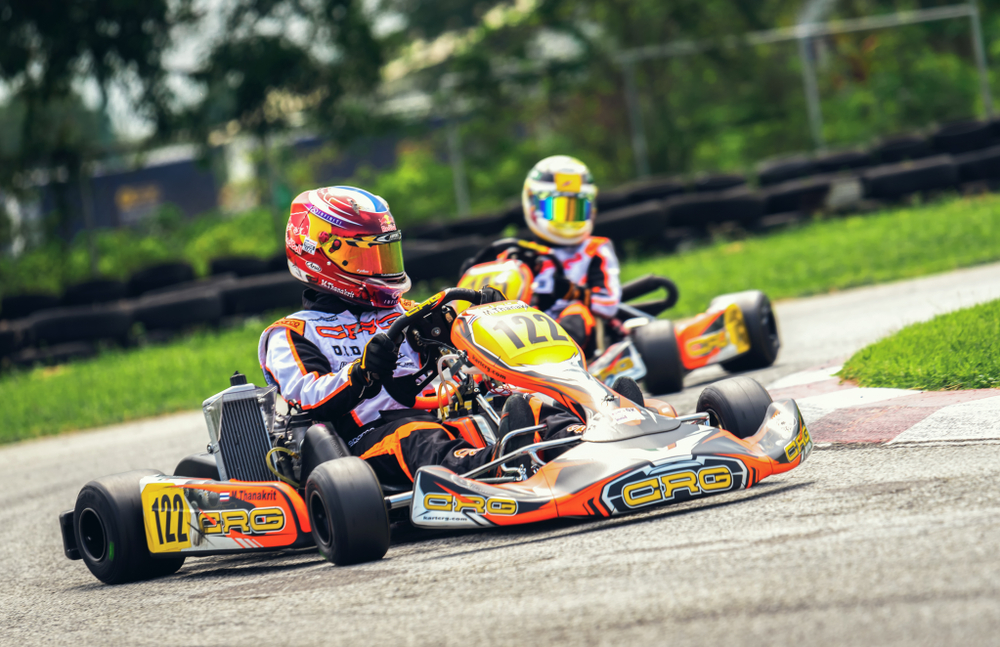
[322, 232, 405, 277]
[532, 193, 594, 225]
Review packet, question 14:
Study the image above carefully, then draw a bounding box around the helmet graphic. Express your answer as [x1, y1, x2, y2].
[522, 155, 597, 246]
[285, 186, 411, 308]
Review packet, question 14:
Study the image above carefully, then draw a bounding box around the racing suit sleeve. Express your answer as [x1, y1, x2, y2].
[531, 258, 564, 312]
[263, 328, 367, 421]
[585, 239, 622, 318]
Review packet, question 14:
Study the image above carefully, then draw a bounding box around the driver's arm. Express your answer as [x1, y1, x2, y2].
[262, 328, 392, 421]
[585, 239, 622, 318]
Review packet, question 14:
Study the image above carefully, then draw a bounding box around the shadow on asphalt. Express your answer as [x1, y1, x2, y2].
[392, 480, 816, 558]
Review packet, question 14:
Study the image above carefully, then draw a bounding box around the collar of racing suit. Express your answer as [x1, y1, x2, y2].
[302, 288, 378, 317]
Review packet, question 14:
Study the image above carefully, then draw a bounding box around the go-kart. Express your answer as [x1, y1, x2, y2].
[58, 289, 810, 585]
[459, 238, 781, 394]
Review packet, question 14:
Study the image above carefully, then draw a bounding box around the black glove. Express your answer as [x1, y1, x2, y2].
[478, 286, 508, 304]
[350, 333, 398, 394]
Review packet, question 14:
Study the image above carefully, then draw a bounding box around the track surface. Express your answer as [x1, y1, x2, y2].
[4, 263, 1000, 646]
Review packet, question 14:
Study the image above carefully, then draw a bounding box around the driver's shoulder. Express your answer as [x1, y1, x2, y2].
[262, 310, 327, 337]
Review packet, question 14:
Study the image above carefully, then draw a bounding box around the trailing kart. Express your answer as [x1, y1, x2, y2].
[459, 238, 781, 394]
[59, 289, 810, 585]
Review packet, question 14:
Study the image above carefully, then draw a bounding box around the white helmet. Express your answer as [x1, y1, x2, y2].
[521, 155, 598, 246]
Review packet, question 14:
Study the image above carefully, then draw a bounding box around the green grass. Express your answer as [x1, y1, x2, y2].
[1, 319, 267, 443]
[4, 193, 1000, 442]
[840, 299, 1000, 391]
[622, 193, 1000, 317]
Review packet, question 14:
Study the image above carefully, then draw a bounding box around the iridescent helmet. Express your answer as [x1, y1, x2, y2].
[521, 156, 597, 246]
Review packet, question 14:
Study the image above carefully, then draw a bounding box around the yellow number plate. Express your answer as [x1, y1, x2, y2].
[141, 482, 193, 553]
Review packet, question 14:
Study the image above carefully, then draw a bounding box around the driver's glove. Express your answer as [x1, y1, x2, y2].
[350, 333, 398, 397]
[478, 286, 508, 304]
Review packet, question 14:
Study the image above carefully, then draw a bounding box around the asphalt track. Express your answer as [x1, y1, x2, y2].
[3, 263, 1000, 646]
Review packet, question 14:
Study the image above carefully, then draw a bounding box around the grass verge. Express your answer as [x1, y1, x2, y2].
[4, 193, 1000, 442]
[839, 299, 1000, 391]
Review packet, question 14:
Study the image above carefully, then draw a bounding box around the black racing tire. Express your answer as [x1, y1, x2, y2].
[664, 189, 764, 228]
[814, 149, 871, 173]
[130, 291, 222, 331]
[1, 293, 60, 320]
[715, 291, 780, 372]
[30, 305, 132, 346]
[692, 174, 745, 193]
[762, 174, 834, 215]
[73, 469, 185, 584]
[931, 120, 993, 155]
[173, 453, 221, 480]
[218, 272, 304, 316]
[592, 200, 667, 249]
[862, 155, 958, 200]
[61, 279, 127, 307]
[873, 134, 932, 164]
[631, 319, 685, 395]
[299, 424, 351, 486]
[696, 377, 773, 439]
[209, 256, 270, 278]
[126, 262, 195, 297]
[305, 458, 390, 566]
[756, 154, 817, 186]
[611, 376, 645, 407]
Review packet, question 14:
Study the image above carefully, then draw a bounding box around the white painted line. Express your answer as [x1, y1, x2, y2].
[795, 387, 919, 425]
[768, 365, 843, 390]
[888, 395, 1000, 444]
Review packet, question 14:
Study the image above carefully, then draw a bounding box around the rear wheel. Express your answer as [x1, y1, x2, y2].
[306, 457, 390, 566]
[631, 320, 685, 395]
[696, 377, 773, 439]
[74, 469, 185, 584]
[718, 291, 780, 372]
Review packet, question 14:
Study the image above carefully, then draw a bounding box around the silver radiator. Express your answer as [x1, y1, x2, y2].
[203, 375, 277, 481]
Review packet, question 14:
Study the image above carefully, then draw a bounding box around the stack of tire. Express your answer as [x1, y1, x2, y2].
[1, 255, 307, 369]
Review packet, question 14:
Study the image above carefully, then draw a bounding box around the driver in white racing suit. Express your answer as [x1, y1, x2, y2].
[259, 186, 580, 488]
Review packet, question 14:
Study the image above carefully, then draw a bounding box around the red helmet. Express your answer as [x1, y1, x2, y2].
[285, 186, 410, 308]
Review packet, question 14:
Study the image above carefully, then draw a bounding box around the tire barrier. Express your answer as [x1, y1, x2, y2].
[592, 200, 667, 249]
[447, 211, 516, 238]
[595, 186, 632, 213]
[126, 262, 195, 297]
[664, 188, 764, 228]
[955, 144, 1000, 182]
[693, 174, 746, 193]
[873, 134, 932, 164]
[129, 291, 224, 331]
[814, 150, 871, 174]
[862, 155, 959, 200]
[403, 236, 489, 283]
[60, 279, 127, 308]
[12, 342, 98, 368]
[209, 256, 270, 277]
[405, 220, 452, 241]
[623, 177, 685, 203]
[216, 271, 304, 316]
[267, 252, 289, 273]
[756, 154, 817, 186]
[931, 120, 995, 155]
[29, 304, 132, 347]
[1, 293, 60, 321]
[0, 328, 16, 358]
[762, 174, 835, 215]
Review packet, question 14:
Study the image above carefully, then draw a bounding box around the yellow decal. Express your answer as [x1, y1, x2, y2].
[470, 305, 578, 366]
[554, 172, 583, 192]
[619, 466, 734, 509]
[197, 507, 287, 536]
[141, 484, 193, 553]
[269, 317, 306, 336]
[784, 424, 812, 462]
[724, 304, 751, 354]
[422, 493, 518, 516]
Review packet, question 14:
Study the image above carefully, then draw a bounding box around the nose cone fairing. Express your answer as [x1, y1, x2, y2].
[411, 400, 810, 528]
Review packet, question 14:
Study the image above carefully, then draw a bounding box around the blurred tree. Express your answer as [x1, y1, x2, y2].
[0, 0, 193, 272]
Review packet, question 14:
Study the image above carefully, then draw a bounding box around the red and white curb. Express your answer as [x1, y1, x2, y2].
[767, 364, 1000, 445]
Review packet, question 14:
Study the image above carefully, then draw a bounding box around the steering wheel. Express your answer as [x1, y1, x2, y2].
[386, 288, 485, 410]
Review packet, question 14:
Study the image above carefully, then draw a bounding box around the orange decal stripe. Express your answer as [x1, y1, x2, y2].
[359, 421, 443, 482]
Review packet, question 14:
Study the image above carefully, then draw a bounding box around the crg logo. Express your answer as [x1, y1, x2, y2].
[602, 457, 747, 513]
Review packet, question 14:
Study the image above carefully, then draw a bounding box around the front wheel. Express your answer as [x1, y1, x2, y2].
[306, 457, 390, 566]
[717, 291, 780, 372]
[74, 469, 185, 584]
[631, 319, 685, 395]
[696, 377, 773, 439]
